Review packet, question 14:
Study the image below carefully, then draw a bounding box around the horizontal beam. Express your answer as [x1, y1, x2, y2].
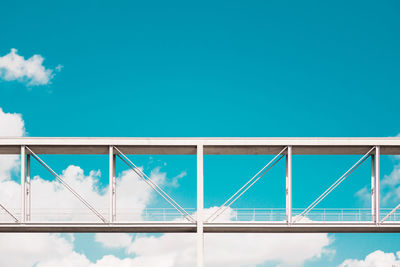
[1, 222, 400, 233]
[0, 223, 197, 233]
[0, 137, 400, 155]
[204, 222, 400, 233]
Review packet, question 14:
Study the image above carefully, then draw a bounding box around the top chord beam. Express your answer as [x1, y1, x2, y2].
[0, 137, 400, 155]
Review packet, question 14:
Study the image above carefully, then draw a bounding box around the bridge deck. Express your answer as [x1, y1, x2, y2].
[0, 222, 399, 233]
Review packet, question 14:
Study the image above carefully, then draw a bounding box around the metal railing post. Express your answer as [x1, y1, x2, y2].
[20, 145, 26, 223]
[109, 146, 116, 223]
[26, 154, 31, 221]
[371, 154, 376, 222]
[197, 144, 204, 267]
[286, 146, 292, 224]
[375, 146, 380, 225]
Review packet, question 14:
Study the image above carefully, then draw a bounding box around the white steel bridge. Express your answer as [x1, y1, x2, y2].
[1, 137, 400, 266]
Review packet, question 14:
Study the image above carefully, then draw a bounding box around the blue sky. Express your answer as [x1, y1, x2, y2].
[0, 0, 400, 266]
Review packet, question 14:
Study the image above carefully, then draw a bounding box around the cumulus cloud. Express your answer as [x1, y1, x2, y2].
[0, 228, 333, 267]
[93, 208, 333, 267]
[0, 233, 88, 267]
[339, 250, 400, 267]
[124, 231, 332, 267]
[0, 48, 59, 86]
[0, 107, 25, 181]
[95, 233, 133, 249]
[0, 107, 25, 137]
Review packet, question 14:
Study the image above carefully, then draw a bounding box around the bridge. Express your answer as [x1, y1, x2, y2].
[1, 137, 400, 266]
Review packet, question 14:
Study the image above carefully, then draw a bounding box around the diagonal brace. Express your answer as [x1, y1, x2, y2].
[380, 203, 400, 223]
[113, 146, 196, 223]
[0, 204, 18, 223]
[206, 146, 288, 222]
[293, 146, 376, 223]
[26, 146, 107, 223]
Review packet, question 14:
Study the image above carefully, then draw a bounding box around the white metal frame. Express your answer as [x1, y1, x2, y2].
[293, 147, 376, 222]
[0, 138, 400, 267]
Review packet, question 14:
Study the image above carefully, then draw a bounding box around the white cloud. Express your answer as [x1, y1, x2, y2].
[0, 195, 330, 266]
[0, 155, 19, 182]
[381, 162, 400, 205]
[55, 64, 63, 72]
[0, 48, 58, 86]
[170, 170, 187, 187]
[92, 208, 333, 267]
[0, 228, 332, 267]
[95, 233, 133, 249]
[124, 232, 332, 267]
[0, 233, 88, 267]
[338, 250, 400, 267]
[355, 186, 370, 207]
[0, 107, 25, 181]
[382, 163, 400, 187]
[0, 232, 133, 267]
[0, 107, 25, 137]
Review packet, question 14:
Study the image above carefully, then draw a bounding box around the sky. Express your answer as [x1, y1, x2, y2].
[0, 0, 400, 266]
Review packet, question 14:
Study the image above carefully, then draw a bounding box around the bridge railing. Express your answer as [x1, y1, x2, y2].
[205, 208, 400, 223]
[0, 207, 399, 223]
[0, 208, 196, 223]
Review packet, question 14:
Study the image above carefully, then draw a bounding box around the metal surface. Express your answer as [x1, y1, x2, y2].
[286, 146, 292, 224]
[0, 222, 196, 233]
[204, 222, 400, 233]
[197, 145, 204, 267]
[0, 222, 399, 233]
[376, 146, 381, 224]
[0, 137, 400, 155]
[20, 145, 25, 223]
[26, 154, 31, 221]
[109, 146, 116, 222]
[371, 155, 375, 222]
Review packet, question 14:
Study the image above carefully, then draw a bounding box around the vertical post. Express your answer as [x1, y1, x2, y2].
[20, 145, 26, 223]
[197, 144, 204, 267]
[109, 146, 116, 223]
[26, 154, 31, 221]
[371, 154, 375, 222]
[375, 146, 380, 224]
[286, 146, 292, 224]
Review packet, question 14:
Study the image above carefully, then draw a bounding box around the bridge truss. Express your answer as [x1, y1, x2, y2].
[1, 137, 400, 267]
